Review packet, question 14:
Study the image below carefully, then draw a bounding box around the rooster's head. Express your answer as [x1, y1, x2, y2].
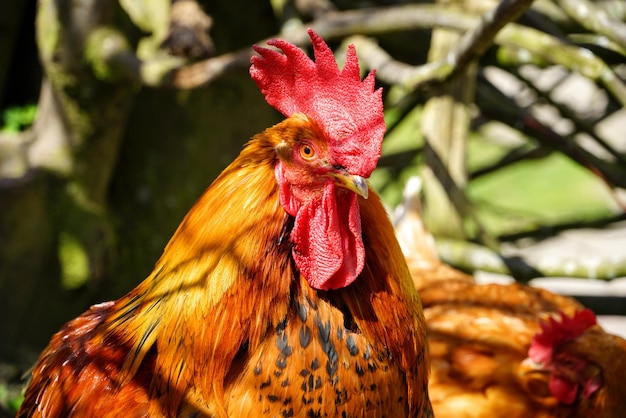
[249, 29, 385, 291]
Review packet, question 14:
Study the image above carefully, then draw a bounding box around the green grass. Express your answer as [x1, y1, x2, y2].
[465, 122, 619, 236]
[468, 151, 618, 236]
[0, 382, 23, 415]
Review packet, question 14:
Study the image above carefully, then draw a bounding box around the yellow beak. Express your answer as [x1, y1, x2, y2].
[331, 171, 369, 199]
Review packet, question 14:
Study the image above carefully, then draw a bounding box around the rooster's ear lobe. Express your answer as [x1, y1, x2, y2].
[275, 141, 291, 161]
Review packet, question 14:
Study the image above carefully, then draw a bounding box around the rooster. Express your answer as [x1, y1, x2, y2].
[17, 30, 432, 417]
[395, 176, 626, 418]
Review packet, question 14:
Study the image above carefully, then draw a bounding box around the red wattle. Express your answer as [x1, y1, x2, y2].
[289, 183, 364, 290]
[549, 375, 578, 405]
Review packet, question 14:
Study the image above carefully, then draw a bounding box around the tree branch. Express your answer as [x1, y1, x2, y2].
[510, 67, 626, 167]
[476, 72, 626, 194]
[73, 0, 626, 106]
[351, 23, 626, 107]
[439, 0, 536, 82]
[557, 0, 626, 49]
[497, 25, 626, 106]
[168, 4, 477, 89]
[437, 235, 626, 281]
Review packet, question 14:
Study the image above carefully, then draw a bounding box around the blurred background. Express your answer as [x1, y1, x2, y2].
[0, 0, 624, 414]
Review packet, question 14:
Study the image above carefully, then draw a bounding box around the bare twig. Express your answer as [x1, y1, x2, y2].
[170, 4, 477, 89]
[498, 213, 626, 242]
[167, 48, 254, 89]
[343, 36, 438, 87]
[597, 0, 626, 21]
[469, 144, 551, 179]
[476, 72, 626, 194]
[557, 0, 626, 49]
[334, 0, 537, 91]
[325, 5, 626, 113]
[511, 67, 626, 167]
[439, 0, 536, 81]
[308, 4, 479, 36]
[498, 25, 626, 107]
[86, 1, 626, 109]
[437, 234, 626, 281]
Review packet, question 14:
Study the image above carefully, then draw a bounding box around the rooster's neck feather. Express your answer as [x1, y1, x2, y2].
[103, 131, 294, 413]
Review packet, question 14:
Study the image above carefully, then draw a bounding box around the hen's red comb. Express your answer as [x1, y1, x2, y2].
[250, 29, 385, 177]
[529, 309, 597, 363]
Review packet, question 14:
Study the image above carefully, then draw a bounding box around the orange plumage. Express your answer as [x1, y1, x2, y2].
[18, 31, 432, 418]
[395, 177, 626, 418]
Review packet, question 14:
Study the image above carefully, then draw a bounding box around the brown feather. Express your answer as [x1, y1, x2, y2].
[395, 176, 626, 418]
[19, 117, 431, 417]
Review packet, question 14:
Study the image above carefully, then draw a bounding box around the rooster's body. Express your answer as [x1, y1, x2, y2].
[18, 31, 431, 418]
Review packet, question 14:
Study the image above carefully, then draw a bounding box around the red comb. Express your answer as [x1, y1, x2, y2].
[250, 29, 385, 177]
[529, 309, 597, 363]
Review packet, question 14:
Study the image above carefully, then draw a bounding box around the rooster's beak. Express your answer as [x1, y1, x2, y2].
[331, 171, 369, 199]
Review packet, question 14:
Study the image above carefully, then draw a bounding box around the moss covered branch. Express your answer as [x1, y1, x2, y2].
[437, 236, 626, 281]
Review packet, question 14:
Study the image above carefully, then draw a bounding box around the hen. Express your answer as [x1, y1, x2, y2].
[17, 30, 432, 418]
[395, 177, 626, 418]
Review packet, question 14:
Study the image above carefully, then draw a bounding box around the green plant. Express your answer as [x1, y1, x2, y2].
[1, 104, 37, 133]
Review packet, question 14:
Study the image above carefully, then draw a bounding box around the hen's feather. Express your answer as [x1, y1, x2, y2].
[395, 176, 626, 418]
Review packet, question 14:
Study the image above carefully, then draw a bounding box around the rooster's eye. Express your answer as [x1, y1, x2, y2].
[300, 144, 315, 160]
